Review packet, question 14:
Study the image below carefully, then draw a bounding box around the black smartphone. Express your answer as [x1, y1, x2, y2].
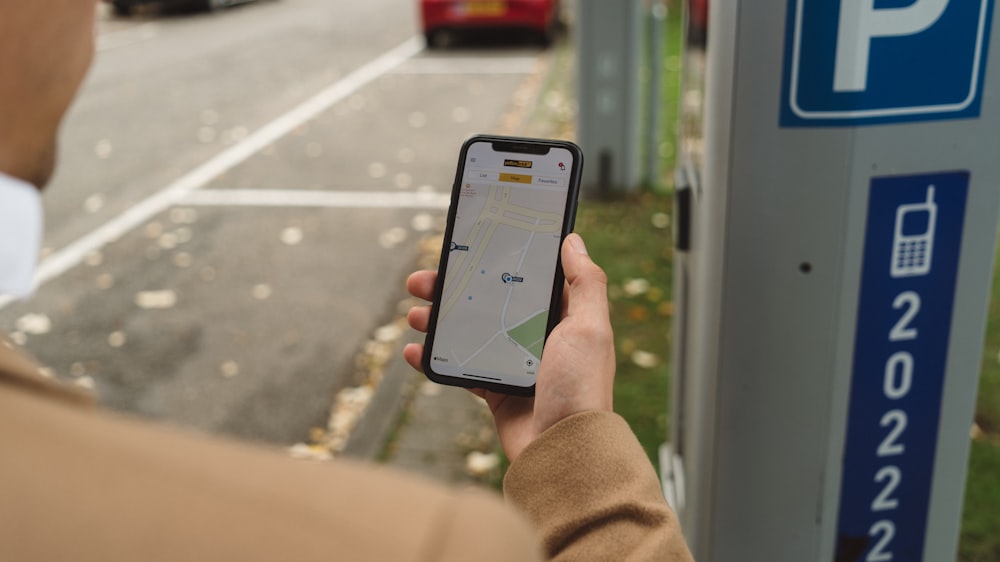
[421, 135, 583, 396]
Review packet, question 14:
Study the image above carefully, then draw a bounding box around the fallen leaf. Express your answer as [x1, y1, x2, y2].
[631, 350, 660, 369]
[620, 338, 637, 355]
[107, 331, 127, 348]
[135, 290, 177, 309]
[219, 360, 240, 378]
[971, 423, 984, 441]
[466, 451, 500, 476]
[16, 313, 51, 335]
[623, 278, 650, 297]
[280, 227, 304, 245]
[252, 284, 272, 300]
[288, 443, 333, 462]
[651, 212, 670, 229]
[647, 287, 664, 302]
[629, 306, 649, 322]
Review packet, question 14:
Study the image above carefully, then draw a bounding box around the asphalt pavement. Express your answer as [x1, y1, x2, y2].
[0, 0, 571, 486]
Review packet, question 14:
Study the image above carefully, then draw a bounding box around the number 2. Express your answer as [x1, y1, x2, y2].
[867, 520, 895, 562]
[872, 466, 901, 511]
[889, 291, 919, 342]
[877, 410, 907, 457]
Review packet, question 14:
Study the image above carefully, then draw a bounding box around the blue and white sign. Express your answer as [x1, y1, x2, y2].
[835, 172, 968, 562]
[782, 0, 994, 126]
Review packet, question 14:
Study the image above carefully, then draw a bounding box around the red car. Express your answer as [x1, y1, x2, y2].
[420, 0, 562, 48]
[687, 0, 708, 46]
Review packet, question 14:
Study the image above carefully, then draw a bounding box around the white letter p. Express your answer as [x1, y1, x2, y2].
[835, 0, 949, 92]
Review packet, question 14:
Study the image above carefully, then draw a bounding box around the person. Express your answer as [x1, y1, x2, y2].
[404, 239, 694, 560]
[0, 0, 694, 560]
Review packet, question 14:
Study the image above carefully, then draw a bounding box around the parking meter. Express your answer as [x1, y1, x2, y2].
[663, 1, 1000, 561]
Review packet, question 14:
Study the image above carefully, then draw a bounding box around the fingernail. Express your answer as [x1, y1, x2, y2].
[568, 234, 588, 255]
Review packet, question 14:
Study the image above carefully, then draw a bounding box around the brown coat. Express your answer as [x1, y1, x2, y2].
[0, 335, 692, 561]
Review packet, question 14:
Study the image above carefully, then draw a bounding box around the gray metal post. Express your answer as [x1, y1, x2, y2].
[663, 0, 1000, 560]
[576, 0, 642, 196]
[646, 2, 666, 189]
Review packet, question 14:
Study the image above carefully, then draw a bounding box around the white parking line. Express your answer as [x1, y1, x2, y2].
[182, 189, 450, 209]
[0, 37, 424, 312]
[392, 57, 538, 75]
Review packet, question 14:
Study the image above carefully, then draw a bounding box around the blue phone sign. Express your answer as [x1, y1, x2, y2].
[835, 171, 968, 561]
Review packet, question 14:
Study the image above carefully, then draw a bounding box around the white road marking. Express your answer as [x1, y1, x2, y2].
[182, 189, 450, 209]
[392, 57, 538, 75]
[0, 37, 424, 312]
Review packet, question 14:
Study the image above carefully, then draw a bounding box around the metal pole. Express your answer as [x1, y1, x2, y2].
[576, 0, 642, 196]
[647, 1, 666, 190]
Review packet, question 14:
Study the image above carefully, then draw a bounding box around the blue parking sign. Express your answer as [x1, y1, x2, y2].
[782, 0, 994, 126]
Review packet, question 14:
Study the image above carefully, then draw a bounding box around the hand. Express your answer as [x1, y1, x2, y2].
[404, 233, 615, 463]
[0, 0, 97, 188]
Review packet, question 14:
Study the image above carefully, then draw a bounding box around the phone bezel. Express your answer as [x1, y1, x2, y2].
[421, 135, 584, 396]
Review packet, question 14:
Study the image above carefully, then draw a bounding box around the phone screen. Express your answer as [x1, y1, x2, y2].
[425, 137, 581, 392]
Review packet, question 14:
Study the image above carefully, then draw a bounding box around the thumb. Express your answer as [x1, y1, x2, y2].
[561, 233, 610, 321]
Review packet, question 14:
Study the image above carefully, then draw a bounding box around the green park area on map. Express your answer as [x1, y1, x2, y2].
[507, 309, 549, 359]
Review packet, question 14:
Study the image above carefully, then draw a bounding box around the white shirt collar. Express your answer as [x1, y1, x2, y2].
[0, 172, 43, 299]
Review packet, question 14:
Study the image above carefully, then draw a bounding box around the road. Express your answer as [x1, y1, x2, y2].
[0, 0, 551, 447]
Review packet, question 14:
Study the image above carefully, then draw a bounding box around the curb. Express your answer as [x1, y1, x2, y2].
[341, 331, 422, 460]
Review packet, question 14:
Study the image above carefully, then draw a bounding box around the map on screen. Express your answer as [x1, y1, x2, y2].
[429, 142, 573, 387]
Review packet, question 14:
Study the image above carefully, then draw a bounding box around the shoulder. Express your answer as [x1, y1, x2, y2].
[0, 374, 541, 562]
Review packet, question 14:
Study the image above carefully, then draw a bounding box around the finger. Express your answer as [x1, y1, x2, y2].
[406, 270, 437, 301]
[403, 343, 425, 373]
[407, 305, 431, 333]
[560, 234, 610, 321]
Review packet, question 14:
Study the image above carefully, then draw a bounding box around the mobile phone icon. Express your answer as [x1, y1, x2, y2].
[890, 186, 937, 278]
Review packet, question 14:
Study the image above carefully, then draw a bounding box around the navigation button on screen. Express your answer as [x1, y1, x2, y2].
[498, 172, 532, 184]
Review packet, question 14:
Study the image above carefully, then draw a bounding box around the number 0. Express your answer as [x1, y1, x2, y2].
[884, 352, 913, 399]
